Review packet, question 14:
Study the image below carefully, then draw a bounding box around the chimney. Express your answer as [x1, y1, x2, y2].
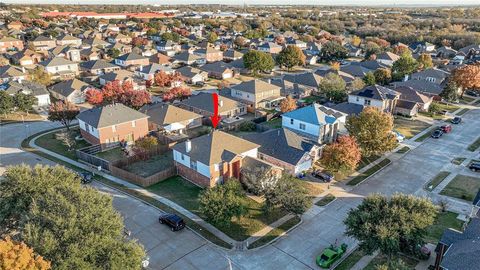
[185, 140, 192, 153]
[219, 100, 223, 107]
[21, 67, 25, 73]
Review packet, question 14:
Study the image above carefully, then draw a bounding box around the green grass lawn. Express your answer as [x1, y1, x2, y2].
[357, 155, 381, 170]
[440, 175, 480, 202]
[335, 248, 366, 270]
[460, 95, 475, 104]
[35, 128, 90, 160]
[263, 117, 282, 129]
[456, 108, 470, 116]
[396, 146, 410, 154]
[315, 194, 336, 207]
[425, 171, 451, 191]
[425, 211, 464, 244]
[414, 127, 437, 142]
[451, 157, 466, 165]
[364, 254, 418, 270]
[438, 102, 460, 113]
[147, 176, 289, 241]
[394, 118, 431, 139]
[247, 216, 301, 249]
[123, 151, 174, 177]
[300, 95, 323, 104]
[347, 159, 391, 186]
[96, 147, 126, 162]
[467, 137, 480, 152]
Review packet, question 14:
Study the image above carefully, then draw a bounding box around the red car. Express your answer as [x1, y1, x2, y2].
[440, 125, 452, 133]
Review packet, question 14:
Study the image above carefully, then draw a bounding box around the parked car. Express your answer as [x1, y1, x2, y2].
[78, 171, 93, 184]
[451, 117, 462, 124]
[440, 125, 452, 133]
[316, 243, 348, 268]
[312, 171, 334, 183]
[466, 90, 480, 97]
[469, 162, 480, 172]
[431, 129, 444, 139]
[159, 213, 185, 231]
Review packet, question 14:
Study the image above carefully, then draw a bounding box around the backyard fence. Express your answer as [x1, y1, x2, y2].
[76, 143, 118, 172]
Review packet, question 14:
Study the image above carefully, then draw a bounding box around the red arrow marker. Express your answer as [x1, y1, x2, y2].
[210, 93, 221, 128]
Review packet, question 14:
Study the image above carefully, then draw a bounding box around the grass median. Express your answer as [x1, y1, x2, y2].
[425, 171, 451, 191]
[347, 159, 391, 186]
[467, 137, 480, 152]
[247, 216, 301, 249]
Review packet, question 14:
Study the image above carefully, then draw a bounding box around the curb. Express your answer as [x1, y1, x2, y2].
[246, 217, 303, 251]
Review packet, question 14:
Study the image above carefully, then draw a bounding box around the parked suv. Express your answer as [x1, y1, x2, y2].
[159, 214, 185, 231]
[312, 171, 334, 183]
[469, 162, 480, 172]
[431, 129, 444, 139]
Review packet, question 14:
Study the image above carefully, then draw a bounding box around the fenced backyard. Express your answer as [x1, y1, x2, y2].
[75, 143, 119, 172]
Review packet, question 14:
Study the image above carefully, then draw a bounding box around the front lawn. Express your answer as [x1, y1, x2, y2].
[300, 95, 323, 104]
[335, 248, 366, 270]
[425, 171, 451, 191]
[459, 95, 475, 104]
[123, 151, 174, 177]
[347, 159, 391, 186]
[358, 155, 381, 170]
[35, 128, 91, 160]
[396, 146, 410, 154]
[394, 118, 431, 139]
[424, 211, 464, 244]
[451, 157, 466, 165]
[440, 174, 480, 202]
[147, 176, 289, 241]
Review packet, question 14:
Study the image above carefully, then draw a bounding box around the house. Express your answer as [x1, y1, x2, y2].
[76, 103, 149, 149]
[0, 37, 24, 53]
[178, 92, 247, 120]
[83, 38, 110, 49]
[0, 65, 26, 84]
[4, 80, 51, 106]
[193, 46, 223, 63]
[156, 40, 181, 56]
[410, 68, 450, 85]
[135, 63, 174, 81]
[56, 35, 82, 47]
[80, 48, 101, 61]
[282, 103, 346, 144]
[200, 62, 234, 79]
[108, 33, 132, 44]
[433, 218, 480, 270]
[114, 52, 149, 68]
[49, 78, 92, 104]
[11, 50, 45, 66]
[229, 79, 283, 111]
[139, 103, 202, 134]
[345, 44, 363, 58]
[172, 130, 260, 187]
[223, 49, 244, 62]
[172, 52, 205, 66]
[150, 52, 172, 65]
[176, 66, 208, 85]
[243, 128, 320, 175]
[394, 86, 433, 113]
[79, 59, 121, 75]
[410, 42, 436, 54]
[275, 72, 323, 98]
[30, 35, 57, 51]
[436, 46, 458, 59]
[49, 45, 81, 62]
[286, 38, 307, 49]
[98, 69, 137, 87]
[348, 85, 400, 113]
[391, 80, 445, 99]
[458, 44, 480, 61]
[376, 52, 400, 67]
[39, 57, 79, 79]
[257, 42, 282, 54]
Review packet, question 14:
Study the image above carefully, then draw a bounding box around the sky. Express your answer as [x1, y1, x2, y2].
[3, 0, 480, 6]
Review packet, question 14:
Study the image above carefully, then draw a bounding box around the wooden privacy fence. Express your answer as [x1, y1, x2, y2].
[76, 144, 118, 172]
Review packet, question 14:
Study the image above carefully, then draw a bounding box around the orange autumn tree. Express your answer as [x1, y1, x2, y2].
[0, 237, 51, 270]
[320, 135, 361, 173]
[452, 64, 480, 97]
[279, 95, 297, 113]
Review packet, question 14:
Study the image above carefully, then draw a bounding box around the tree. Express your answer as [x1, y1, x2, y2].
[452, 64, 480, 97]
[0, 91, 14, 116]
[243, 51, 275, 75]
[276, 45, 306, 71]
[0, 165, 146, 269]
[417, 53, 433, 70]
[56, 130, 76, 150]
[264, 174, 311, 216]
[375, 259, 410, 270]
[351, 35, 362, 47]
[363, 72, 376, 86]
[279, 95, 297, 113]
[107, 48, 121, 59]
[428, 102, 441, 114]
[13, 93, 37, 114]
[439, 81, 458, 102]
[344, 194, 436, 259]
[364, 42, 382, 60]
[374, 68, 392, 85]
[120, 90, 151, 109]
[47, 101, 79, 131]
[154, 71, 172, 87]
[320, 41, 348, 61]
[350, 78, 366, 91]
[29, 67, 51, 86]
[162, 86, 191, 102]
[330, 61, 340, 71]
[240, 166, 279, 195]
[0, 237, 51, 270]
[199, 181, 246, 226]
[392, 52, 418, 81]
[131, 36, 147, 47]
[320, 135, 361, 173]
[102, 80, 125, 103]
[85, 88, 104, 105]
[207, 32, 218, 43]
[346, 107, 397, 157]
[132, 136, 158, 160]
[234, 36, 247, 48]
[319, 73, 347, 103]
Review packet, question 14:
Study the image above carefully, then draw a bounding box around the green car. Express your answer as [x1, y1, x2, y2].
[316, 243, 348, 268]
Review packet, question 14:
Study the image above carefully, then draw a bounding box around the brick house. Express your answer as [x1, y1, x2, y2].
[172, 130, 260, 187]
[30, 35, 57, 51]
[0, 37, 24, 53]
[229, 79, 283, 111]
[193, 46, 223, 63]
[76, 103, 149, 149]
[114, 52, 149, 68]
[39, 57, 79, 79]
[178, 92, 247, 121]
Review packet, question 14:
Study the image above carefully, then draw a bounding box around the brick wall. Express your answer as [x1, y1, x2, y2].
[80, 128, 100, 145]
[97, 118, 149, 146]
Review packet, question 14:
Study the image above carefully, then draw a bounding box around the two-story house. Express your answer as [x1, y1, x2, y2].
[114, 52, 149, 69]
[178, 92, 247, 121]
[376, 52, 400, 67]
[139, 103, 202, 134]
[30, 35, 57, 51]
[0, 37, 24, 53]
[56, 35, 82, 47]
[193, 46, 223, 63]
[134, 63, 174, 81]
[348, 85, 400, 113]
[172, 130, 260, 187]
[76, 103, 149, 149]
[0, 65, 27, 84]
[410, 68, 450, 85]
[282, 103, 346, 145]
[229, 79, 283, 111]
[49, 78, 92, 104]
[39, 57, 79, 79]
[79, 59, 121, 75]
[257, 42, 282, 54]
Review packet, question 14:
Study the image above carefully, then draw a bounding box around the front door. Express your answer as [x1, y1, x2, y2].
[232, 161, 241, 179]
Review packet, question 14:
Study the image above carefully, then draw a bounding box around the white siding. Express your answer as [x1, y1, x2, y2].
[241, 148, 258, 158]
[79, 119, 86, 130]
[197, 162, 210, 178]
[173, 149, 190, 168]
[282, 116, 320, 138]
[348, 95, 384, 110]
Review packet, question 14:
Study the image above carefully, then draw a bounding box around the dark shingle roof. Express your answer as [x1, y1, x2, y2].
[180, 92, 244, 114]
[391, 80, 444, 95]
[49, 79, 91, 97]
[139, 103, 201, 126]
[76, 103, 149, 128]
[229, 79, 280, 94]
[80, 59, 119, 70]
[351, 85, 399, 101]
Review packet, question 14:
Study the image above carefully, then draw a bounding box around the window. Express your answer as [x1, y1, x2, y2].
[299, 123, 306, 130]
[356, 97, 360, 102]
[290, 119, 294, 125]
[181, 153, 185, 161]
[364, 99, 371, 106]
[190, 161, 197, 170]
[112, 125, 116, 132]
[131, 121, 136, 127]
